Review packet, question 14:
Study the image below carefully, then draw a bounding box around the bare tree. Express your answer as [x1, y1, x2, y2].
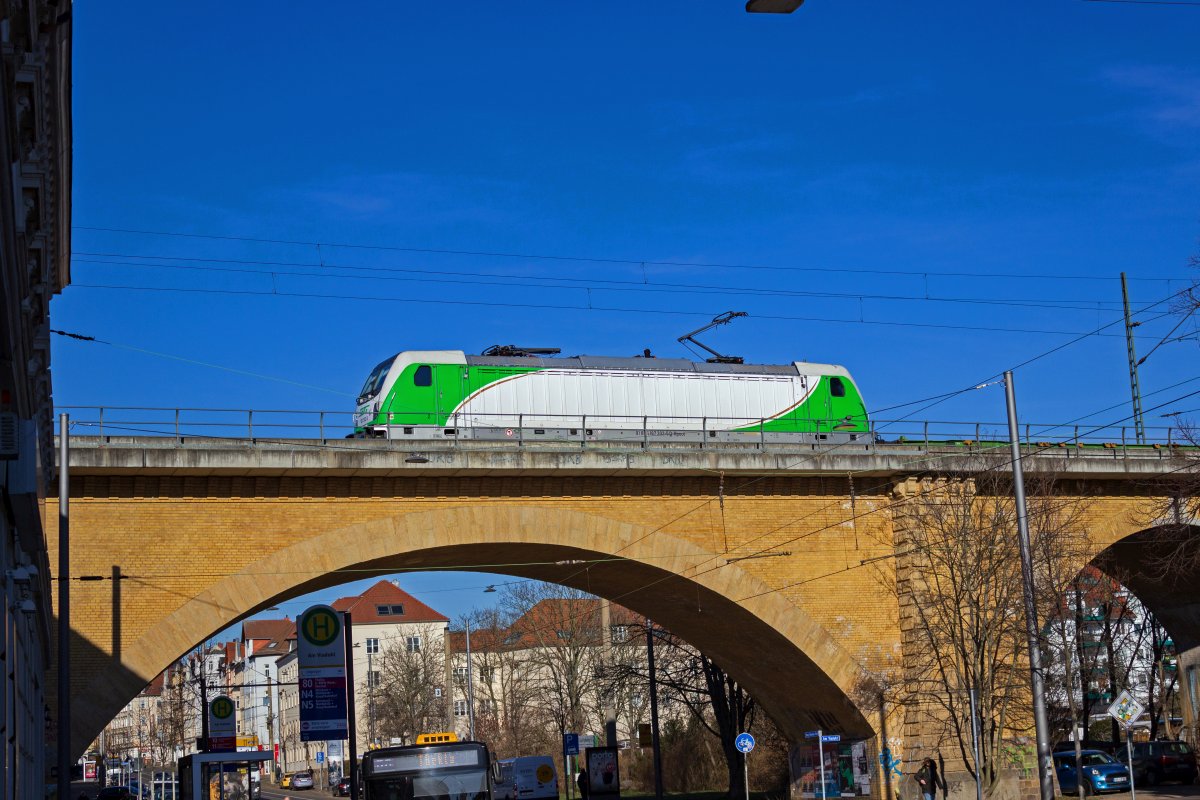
[605, 622, 756, 800]
[374, 623, 448, 744]
[455, 607, 549, 758]
[895, 473, 1034, 795]
[501, 582, 603, 739]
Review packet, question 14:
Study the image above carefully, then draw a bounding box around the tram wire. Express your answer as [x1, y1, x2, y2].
[70, 253, 1159, 314]
[71, 225, 1188, 283]
[64, 281, 1171, 340]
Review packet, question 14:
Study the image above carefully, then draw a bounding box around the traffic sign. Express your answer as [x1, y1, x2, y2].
[564, 733, 580, 756]
[316, 752, 325, 763]
[208, 695, 237, 752]
[804, 731, 820, 739]
[735, 733, 756, 754]
[298, 604, 348, 742]
[821, 734, 841, 743]
[1107, 690, 1145, 728]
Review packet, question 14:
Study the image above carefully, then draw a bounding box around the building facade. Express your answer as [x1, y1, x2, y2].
[0, 0, 71, 797]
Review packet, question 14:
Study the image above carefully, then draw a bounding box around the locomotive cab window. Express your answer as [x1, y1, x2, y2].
[414, 365, 432, 387]
[830, 377, 846, 397]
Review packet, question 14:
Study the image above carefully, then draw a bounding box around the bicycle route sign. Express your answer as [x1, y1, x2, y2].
[298, 604, 348, 741]
[735, 733, 756, 754]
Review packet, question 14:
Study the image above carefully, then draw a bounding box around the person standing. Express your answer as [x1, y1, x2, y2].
[915, 757, 946, 800]
[576, 768, 589, 800]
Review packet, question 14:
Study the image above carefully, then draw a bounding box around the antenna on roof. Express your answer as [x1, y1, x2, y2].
[481, 345, 562, 357]
[677, 311, 748, 364]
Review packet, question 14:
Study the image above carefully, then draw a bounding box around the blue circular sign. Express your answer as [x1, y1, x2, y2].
[735, 733, 756, 754]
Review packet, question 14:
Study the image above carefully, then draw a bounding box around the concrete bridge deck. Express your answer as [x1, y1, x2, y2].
[64, 434, 1191, 478]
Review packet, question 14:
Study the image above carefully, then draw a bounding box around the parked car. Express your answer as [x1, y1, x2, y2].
[280, 774, 292, 789]
[291, 772, 315, 790]
[1054, 750, 1131, 794]
[334, 777, 352, 797]
[1124, 741, 1197, 785]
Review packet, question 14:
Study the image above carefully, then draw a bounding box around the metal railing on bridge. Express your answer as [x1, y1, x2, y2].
[53, 405, 1192, 457]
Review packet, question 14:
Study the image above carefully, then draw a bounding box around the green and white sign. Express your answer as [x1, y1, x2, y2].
[209, 695, 236, 752]
[298, 604, 348, 742]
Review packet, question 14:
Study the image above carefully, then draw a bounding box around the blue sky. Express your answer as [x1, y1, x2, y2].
[59, 2, 1200, 629]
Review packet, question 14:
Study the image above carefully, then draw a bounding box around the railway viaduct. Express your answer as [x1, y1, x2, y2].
[47, 435, 1199, 797]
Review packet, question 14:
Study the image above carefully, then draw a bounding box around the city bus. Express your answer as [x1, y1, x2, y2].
[361, 736, 495, 800]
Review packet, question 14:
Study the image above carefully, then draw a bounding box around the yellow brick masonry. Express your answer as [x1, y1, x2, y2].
[46, 472, 1168, 800]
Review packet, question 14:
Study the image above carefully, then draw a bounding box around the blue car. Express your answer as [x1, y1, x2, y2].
[1055, 750, 1131, 794]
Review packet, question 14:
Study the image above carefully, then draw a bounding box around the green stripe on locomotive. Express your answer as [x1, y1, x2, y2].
[362, 362, 869, 433]
[365, 363, 542, 428]
[731, 375, 869, 434]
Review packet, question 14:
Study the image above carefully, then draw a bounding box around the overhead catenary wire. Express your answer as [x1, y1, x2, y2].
[65, 282, 1169, 340]
[71, 225, 1189, 283]
[70, 252, 1159, 313]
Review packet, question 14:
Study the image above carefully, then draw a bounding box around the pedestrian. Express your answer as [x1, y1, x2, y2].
[576, 768, 589, 800]
[915, 757, 946, 800]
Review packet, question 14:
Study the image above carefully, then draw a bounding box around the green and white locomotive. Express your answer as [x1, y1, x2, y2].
[353, 347, 870, 444]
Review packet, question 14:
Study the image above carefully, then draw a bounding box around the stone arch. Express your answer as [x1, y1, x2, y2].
[1090, 523, 1200, 651]
[72, 505, 880, 755]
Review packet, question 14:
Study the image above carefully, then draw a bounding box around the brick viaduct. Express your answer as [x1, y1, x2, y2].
[47, 436, 1199, 795]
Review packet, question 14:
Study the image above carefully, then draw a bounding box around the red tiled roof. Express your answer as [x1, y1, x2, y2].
[140, 672, 166, 697]
[331, 580, 449, 624]
[243, 618, 295, 650]
[449, 600, 639, 651]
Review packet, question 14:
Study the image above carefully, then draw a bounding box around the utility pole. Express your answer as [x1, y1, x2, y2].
[645, 618, 664, 800]
[1121, 273, 1147, 444]
[343, 611, 359, 800]
[57, 413, 70, 800]
[465, 620, 476, 741]
[1005, 371, 1054, 800]
[600, 599, 617, 747]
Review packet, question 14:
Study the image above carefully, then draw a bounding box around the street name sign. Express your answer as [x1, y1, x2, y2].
[821, 734, 841, 743]
[298, 604, 348, 741]
[208, 695, 237, 752]
[1107, 690, 1145, 728]
[735, 733, 756, 754]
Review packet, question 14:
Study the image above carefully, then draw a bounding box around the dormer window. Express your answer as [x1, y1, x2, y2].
[376, 604, 405, 616]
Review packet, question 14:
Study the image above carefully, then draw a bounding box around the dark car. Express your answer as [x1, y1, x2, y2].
[1124, 741, 1197, 785]
[1054, 750, 1131, 794]
[334, 777, 352, 797]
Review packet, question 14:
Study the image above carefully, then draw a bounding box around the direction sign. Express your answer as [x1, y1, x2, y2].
[564, 733, 580, 756]
[298, 604, 348, 741]
[735, 733, 756, 754]
[1107, 690, 1146, 728]
[208, 695, 237, 752]
[821, 734, 841, 743]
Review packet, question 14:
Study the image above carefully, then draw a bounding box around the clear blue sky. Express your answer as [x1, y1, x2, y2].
[59, 2, 1200, 629]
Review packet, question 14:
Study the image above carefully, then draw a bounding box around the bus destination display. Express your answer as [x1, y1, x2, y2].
[372, 748, 481, 774]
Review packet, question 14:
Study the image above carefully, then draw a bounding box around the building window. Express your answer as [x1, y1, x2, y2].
[454, 700, 469, 717]
[376, 604, 405, 616]
[263, 698, 269, 707]
[406, 635, 421, 652]
[611, 625, 629, 643]
[479, 667, 494, 683]
[453, 666, 469, 680]
[367, 671, 381, 688]
[555, 630, 569, 640]
[366, 638, 380, 654]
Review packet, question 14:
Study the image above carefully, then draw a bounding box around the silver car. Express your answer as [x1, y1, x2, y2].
[291, 772, 315, 790]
